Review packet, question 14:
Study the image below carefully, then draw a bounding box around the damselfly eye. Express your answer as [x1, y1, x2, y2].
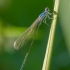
[45, 7, 50, 12]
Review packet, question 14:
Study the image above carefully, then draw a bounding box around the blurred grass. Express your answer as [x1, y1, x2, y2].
[59, 0, 70, 55]
[3, 27, 43, 39]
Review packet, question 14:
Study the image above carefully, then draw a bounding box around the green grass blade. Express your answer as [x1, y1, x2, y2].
[42, 0, 60, 70]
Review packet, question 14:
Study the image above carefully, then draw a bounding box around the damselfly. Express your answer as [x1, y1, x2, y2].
[14, 7, 53, 70]
[14, 7, 52, 50]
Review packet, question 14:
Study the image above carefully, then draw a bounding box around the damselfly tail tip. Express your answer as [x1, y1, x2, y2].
[14, 41, 19, 50]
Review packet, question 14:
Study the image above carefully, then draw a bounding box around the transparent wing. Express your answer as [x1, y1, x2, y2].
[14, 18, 41, 50]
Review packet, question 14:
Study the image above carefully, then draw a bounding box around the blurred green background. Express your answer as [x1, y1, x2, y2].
[0, 0, 70, 70]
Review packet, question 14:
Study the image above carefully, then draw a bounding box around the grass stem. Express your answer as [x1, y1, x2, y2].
[42, 0, 60, 70]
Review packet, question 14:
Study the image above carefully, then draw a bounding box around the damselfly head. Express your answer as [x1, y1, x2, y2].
[45, 7, 50, 12]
